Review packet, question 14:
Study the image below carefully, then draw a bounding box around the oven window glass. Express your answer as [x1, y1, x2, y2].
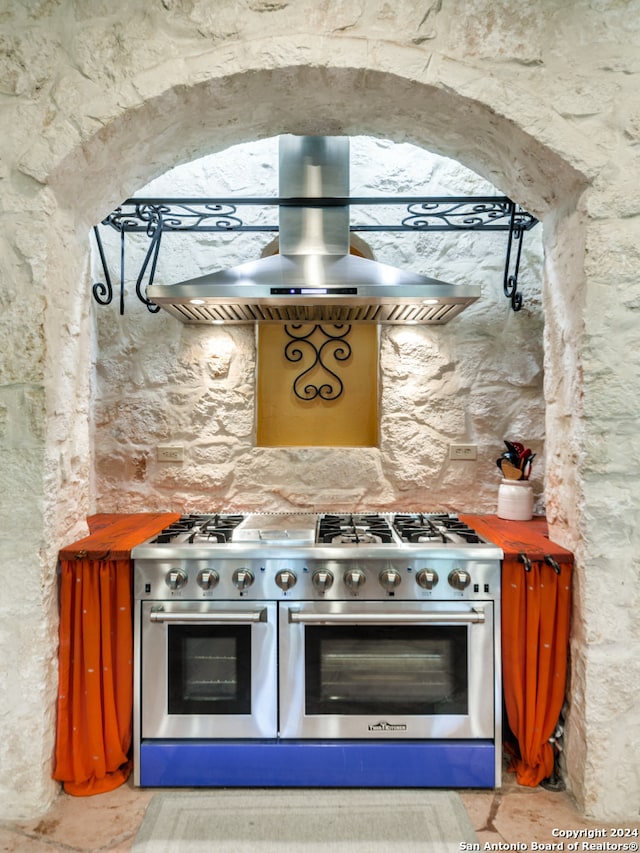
[167, 625, 251, 715]
[304, 625, 468, 715]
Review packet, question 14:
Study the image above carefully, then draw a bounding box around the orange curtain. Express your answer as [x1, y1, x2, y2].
[53, 558, 133, 795]
[501, 557, 572, 786]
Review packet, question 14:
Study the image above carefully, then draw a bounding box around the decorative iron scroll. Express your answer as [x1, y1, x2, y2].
[91, 226, 113, 306]
[103, 201, 244, 233]
[93, 210, 164, 314]
[101, 196, 537, 234]
[401, 198, 530, 231]
[92, 195, 539, 314]
[503, 207, 525, 311]
[284, 324, 352, 401]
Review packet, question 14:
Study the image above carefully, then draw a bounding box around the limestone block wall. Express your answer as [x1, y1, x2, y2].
[0, 0, 639, 823]
[92, 137, 545, 514]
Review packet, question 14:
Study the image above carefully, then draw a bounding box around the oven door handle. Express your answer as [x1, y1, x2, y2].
[149, 608, 268, 624]
[287, 607, 485, 625]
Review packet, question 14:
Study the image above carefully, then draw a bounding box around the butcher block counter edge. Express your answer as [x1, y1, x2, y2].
[58, 512, 182, 561]
[460, 514, 573, 564]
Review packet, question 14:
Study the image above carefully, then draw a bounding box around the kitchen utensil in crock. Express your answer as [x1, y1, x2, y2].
[499, 459, 524, 480]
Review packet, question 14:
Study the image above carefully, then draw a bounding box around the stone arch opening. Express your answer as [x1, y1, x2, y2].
[49, 64, 589, 226]
[36, 56, 591, 813]
[46, 61, 589, 534]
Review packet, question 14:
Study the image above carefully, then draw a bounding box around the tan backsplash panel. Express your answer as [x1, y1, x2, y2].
[257, 324, 379, 447]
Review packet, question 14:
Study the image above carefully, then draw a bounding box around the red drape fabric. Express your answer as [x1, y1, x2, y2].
[501, 556, 572, 786]
[53, 558, 133, 795]
[460, 514, 573, 787]
[54, 513, 180, 796]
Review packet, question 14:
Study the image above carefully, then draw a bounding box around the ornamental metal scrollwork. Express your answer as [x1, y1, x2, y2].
[92, 226, 113, 306]
[402, 199, 513, 231]
[284, 324, 352, 401]
[91, 195, 539, 313]
[133, 208, 163, 313]
[103, 201, 243, 233]
[503, 208, 525, 312]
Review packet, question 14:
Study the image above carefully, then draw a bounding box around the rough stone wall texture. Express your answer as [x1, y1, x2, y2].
[0, 0, 638, 822]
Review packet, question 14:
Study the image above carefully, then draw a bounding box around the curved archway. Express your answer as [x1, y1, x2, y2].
[30, 47, 592, 816]
[45, 48, 594, 223]
[45, 53, 590, 549]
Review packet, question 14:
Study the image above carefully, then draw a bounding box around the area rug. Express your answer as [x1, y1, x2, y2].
[132, 788, 478, 852]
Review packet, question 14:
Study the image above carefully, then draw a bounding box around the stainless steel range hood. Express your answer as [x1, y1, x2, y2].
[147, 136, 480, 325]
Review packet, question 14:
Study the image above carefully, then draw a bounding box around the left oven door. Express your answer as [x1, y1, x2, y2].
[140, 600, 277, 739]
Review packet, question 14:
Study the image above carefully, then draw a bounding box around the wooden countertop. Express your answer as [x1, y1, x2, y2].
[460, 513, 573, 564]
[59, 512, 182, 561]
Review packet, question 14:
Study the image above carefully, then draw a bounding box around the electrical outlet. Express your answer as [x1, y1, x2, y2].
[157, 445, 184, 463]
[449, 444, 477, 461]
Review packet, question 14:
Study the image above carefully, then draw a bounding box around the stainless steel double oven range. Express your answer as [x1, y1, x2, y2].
[132, 512, 502, 788]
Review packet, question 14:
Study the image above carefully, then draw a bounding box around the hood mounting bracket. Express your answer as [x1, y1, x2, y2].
[92, 194, 537, 317]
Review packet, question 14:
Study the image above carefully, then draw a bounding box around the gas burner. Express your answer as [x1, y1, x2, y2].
[392, 513, 483, 545]
[429, 515, 483, 544]
[190, 514, 245, 543]
[330, 530, 384, 545]
[151, 515, 203, 543]
[392, 514, 444, 543]
[317, 514, 394, 544]
[152, 513, 245, 544]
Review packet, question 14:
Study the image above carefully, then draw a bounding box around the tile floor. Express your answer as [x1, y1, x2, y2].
[1, 769, 639, 852]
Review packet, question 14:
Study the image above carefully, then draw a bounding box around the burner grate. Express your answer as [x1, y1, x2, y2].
[392, 513, 483, 545]
[191, 514, 245, 543]
[152, 513, 245, 544]
[317, 514, 394, 544]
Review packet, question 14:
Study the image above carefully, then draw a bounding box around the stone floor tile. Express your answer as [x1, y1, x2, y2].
[1, 777, 639, 852]
[1, 782, 154, 852]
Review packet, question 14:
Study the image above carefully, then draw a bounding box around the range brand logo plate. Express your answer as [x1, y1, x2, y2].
[368, 720, 408, 732]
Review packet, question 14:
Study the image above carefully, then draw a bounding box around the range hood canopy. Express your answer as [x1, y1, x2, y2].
[147, 136, 480, 325]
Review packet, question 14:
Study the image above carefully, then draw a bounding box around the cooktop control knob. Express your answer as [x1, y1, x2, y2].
[165, 569, 187, 591]
[275, 570, 297, 591]
[416, 568, 439, 590]
[232, 568, 255, 591]
[344, 569, 366, 591]
[197, 569, 219, 590]
[448, 569, 471, 591]
[379, 569, 401, 591]
[312, 570, 334, 592]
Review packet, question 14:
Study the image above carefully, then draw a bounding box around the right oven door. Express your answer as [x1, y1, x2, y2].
[278, 600, 495, 739]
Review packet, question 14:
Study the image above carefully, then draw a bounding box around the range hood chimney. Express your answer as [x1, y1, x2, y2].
[147, 136, 480, 325]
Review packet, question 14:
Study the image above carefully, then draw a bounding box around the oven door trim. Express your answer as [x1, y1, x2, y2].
[150, 607, 268, 624]
[278, 599, 495, 740]
[287, 608, 486, 625]
[140, 600, 278, 740]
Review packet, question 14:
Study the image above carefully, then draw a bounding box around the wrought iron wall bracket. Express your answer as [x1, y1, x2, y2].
[503, 206, 525, 312]
[92, 196, 538, 315]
